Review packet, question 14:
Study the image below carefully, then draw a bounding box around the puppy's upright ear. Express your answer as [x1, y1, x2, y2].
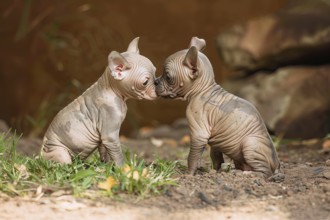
[183, 46, 199, 80]
[189, 37, 206, 52]
[108, 51, 132, 80]
[126, 37, 140, 54]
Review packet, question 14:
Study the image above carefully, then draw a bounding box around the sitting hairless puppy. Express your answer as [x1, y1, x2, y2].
[155, 37, 283, 180]
[41, 37, 157, 166]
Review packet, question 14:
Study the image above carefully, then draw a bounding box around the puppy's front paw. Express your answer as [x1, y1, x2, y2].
[243, 171, 266, 179]
[186, 169, 196, 175]
[268, 173, 285, 183]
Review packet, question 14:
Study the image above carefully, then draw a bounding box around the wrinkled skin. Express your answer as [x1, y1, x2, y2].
[156, 37, 282, 180]
[41, 37, 157, 166]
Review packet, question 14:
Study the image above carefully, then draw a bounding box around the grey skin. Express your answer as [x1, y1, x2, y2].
[155, 37, 283, 180]
[41, 37, 157, 166]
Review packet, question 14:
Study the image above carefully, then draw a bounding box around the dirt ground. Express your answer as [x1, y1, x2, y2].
[1, 133, 330, 220]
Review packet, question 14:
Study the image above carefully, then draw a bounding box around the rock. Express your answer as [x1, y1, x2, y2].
[305, 162, 313, 167]
[217, 1, 330, 74]
[0, 120, 9, 133]
[223, 184, 233, 192]
[16, 137, 42, 157]
[313, 167, 325, 176]
[326, 159, 330, 166]
[175, 186, 189, 197]
[197, 191, 213, 205]
[320, 183, 330, 193]
[223, 65, 330, 138]
[324, 172, 330, 179]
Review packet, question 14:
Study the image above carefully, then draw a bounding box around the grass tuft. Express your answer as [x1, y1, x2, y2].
[0, 132, 177, 198]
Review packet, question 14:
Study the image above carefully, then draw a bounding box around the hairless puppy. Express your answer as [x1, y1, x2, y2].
[41, 37, 157, 166]
[155, 37, 283, 181]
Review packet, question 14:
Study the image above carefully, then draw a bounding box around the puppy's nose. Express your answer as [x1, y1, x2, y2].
[154, 78, 160, 86]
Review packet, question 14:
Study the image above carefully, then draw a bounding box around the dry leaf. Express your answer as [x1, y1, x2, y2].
[14, 164, 29, 179]
[132, 171, 139, 181]
[35, 185, 44, 200]
[95, 167, 106, 173]
[301, 139, 319, 146]
[142, 168, 148, 177]
[54, 200, 87, 211]
[97, 176, 117, 191]
[122, 164, 131, 173]
[151, 137, 163, 147]
[164, 138, 178, 148]
[139, 126, 153, 135]
[36, 185, 43, 195]
[322, 139, 330, 149]
[179, 135, 190, 145]
[51, 190, 68, 197]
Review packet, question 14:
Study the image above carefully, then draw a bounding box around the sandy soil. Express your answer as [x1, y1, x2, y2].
[1, 135, 330, 220]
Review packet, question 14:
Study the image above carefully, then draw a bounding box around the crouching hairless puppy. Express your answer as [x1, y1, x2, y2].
[41, 37, 157, 166]
[155, 37, 283, 180]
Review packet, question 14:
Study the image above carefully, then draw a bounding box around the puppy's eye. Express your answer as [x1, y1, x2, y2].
[166, 73, 171, 82]
[143, 79, 149, 86]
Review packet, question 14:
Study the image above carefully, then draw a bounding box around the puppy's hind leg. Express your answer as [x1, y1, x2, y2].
[240, 136, 278, 178]
[41, 145, 72, 164]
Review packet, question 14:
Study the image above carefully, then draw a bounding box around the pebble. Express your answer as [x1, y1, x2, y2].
[209, 169, 217, 175]
[221, 163, 232, 172]
[178, 186, 190, 196]
[254, 179, 263, 186]
[268, 173, 285, 183]
[265, 205, 279, 212]
[323, 172, 330, 179]
[232, 169, 243, 177]
[313, 167, 324, 175]
[326, 159, 330, 166]
[320, 183, 330, 193]
[197, 191, 213, 205]
[223, 184, 233, 192]
[305, 162, 313, 167]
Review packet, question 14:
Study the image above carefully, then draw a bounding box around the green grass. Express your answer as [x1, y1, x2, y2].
[0, 132, 177, 199]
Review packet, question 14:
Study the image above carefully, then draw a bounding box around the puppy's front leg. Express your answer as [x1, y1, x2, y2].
[98, 106, 125, 167]
[186, 113, 210, 175]
[187, 144, 206, 175]
[102, 138, 124, 167]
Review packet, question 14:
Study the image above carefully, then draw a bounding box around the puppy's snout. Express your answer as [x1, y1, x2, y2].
[154, 78, 160, 86]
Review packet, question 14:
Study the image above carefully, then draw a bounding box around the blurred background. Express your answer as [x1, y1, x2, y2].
[0, 0, 329, 139]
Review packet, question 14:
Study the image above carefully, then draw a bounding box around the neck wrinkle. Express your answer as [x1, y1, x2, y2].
[98, 67, 128, 102]
[184, 70, 217, 102]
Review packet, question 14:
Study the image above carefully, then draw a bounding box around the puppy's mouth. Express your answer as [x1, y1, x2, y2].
[137, 90, 158, 100]
[155, 83, 177, 99]
[156, 90, 177, 99]
[161, 94, 177, 99]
